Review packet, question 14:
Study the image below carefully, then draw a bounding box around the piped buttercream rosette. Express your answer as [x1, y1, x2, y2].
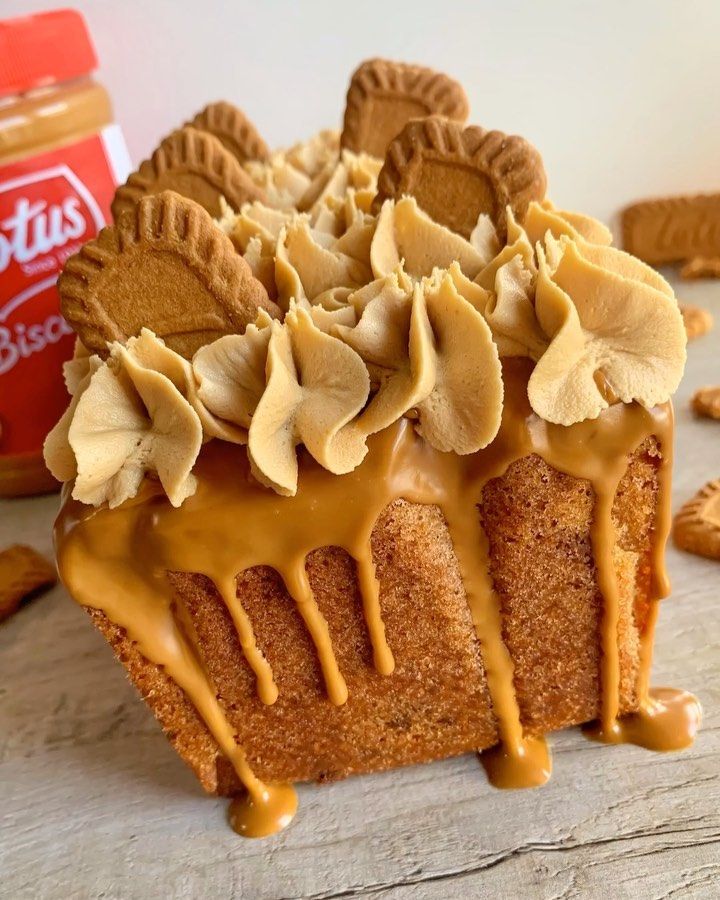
[46, 335, 202, 509]
[528, 236, 686, 425]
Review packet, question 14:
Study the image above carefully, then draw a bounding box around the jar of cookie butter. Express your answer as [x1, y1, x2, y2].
[0, 8, 130, 496]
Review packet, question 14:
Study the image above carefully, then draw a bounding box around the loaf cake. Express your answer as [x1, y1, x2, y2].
[46, 59, 701, 838]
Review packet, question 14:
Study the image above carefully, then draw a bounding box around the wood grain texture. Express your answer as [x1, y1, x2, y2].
[1, 273, 718, 900]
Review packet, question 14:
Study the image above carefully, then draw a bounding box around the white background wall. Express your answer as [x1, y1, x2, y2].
[4, 0, 719, 229]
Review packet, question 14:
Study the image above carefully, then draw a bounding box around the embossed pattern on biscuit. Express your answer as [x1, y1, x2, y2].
[373, 116, 547, 240]
[59, 191, 280, 360]
[187, 101, 269, 163]
[111, 127, 266, 221]
[341, 58, 469, 158]
[622, 194, 720, 265]
[673, 480, 720, 560]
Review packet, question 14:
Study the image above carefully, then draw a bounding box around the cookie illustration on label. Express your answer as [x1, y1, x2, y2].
[186, 101, 269, 164]
[374, 116, 547, 239]
[622, 194, 720, 265]
[60, 191, 280, 360]
[673, 480, 720, 560]
[111, 127, 266, 221]
[341, 59, 469, 159]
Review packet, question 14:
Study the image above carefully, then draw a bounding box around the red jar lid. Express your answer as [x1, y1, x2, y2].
[0, 8, 98, 98]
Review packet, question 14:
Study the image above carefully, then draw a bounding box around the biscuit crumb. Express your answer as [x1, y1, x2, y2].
[673, 481, 720, 560]
[680, 303, 714, 340]
[691, 386, 720, 420]
[680, 256, 720, 280]
[0, 545, 56, 623]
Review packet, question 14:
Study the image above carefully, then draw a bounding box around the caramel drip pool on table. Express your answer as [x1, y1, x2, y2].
[54, 361, 700, 838]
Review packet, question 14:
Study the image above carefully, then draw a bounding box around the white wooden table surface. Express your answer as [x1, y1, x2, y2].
[1, 274, 719, 900]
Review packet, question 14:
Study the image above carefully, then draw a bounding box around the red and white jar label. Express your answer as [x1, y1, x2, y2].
[0, 125, 130, 455]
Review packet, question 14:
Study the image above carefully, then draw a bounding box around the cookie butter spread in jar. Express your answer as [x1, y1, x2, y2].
[0, 8, 130, 496]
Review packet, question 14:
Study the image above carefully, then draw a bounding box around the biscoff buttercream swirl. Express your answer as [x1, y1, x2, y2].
[46, 335, 203, 509]
[44, 329, 249, 507]
[306, 149, 382, 232]
[247, 307, 371, 495]
[47, 133, 687, 506]
[528, 236, 686, 425]
[243, 129, 341, 210]
[44, 341, 103, 484]
[242, 131, 381, 223]
[275, 216, 372, 309]
[371, 196, 498, 281]
[192, 269, 503, 496]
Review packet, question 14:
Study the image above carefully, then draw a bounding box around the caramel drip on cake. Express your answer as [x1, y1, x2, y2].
[591, 486, 625, 736]
[584, 418, 702, 749]
[281, 562, 348, 706]
[438, 501, 551, 788]
[215, 575, 278, 706]
[385, 376, 553, 787]
[355, 555, 395, 675]
[54, 362, 699, 838]
[54, 508, 292, 837]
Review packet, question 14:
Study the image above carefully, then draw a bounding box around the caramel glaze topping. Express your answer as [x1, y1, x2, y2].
[54, 360, 701, 838]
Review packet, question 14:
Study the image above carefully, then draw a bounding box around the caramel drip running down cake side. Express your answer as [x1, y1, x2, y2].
[48, 58, 701, 839]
